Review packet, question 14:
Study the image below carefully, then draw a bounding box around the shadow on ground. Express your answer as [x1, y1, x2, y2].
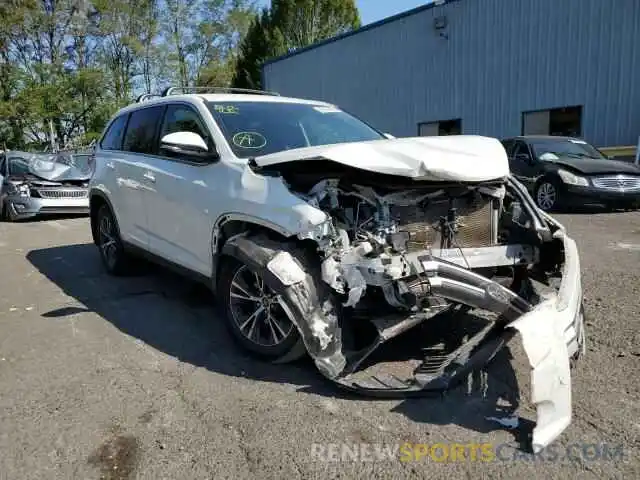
[27, 242, 532, 449]
[556, 204, 639, 215]
[5, 213, 89, 223]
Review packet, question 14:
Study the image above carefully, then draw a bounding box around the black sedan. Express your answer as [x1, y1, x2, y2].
[501, 136, 640, 211]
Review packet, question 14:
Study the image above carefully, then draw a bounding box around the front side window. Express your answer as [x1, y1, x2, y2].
[159, 105, 208, 141]
[207, 101, 383, 158]
[122, 106, 164, 154]
[501, 139, 515, 156]
[100, 115, 128, 150]
[530, 138, 605, 160]
[512, 141, 531, 159]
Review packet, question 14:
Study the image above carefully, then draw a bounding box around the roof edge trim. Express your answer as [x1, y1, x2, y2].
[261, 0, 459, 68]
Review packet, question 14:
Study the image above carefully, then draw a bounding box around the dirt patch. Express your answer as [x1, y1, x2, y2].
[88, 434, 140, 480]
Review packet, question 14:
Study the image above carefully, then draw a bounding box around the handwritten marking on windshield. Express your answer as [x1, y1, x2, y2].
[214, 104, 239, 114]
[232, 132, 267, 149]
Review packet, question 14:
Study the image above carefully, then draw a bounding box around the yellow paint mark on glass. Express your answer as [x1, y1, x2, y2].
[214, 104, 239, 114]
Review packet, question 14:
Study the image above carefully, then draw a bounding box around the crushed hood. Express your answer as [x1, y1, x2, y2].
[254, 135, 509, 182]
[5, 151, 94, 182]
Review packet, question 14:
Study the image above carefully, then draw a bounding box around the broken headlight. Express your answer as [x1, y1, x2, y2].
[8, 183, 30, 197]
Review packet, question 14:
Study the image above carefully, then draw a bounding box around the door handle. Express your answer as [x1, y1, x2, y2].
[106, 161, 115, 170]
[143, 172, 156, 183]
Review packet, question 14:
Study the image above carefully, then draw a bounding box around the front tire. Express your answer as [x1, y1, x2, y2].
[96, 204, 130, 275]
[218, 257, 304, 362]
[1, 200, 17, 222]
[535, 178, 561, 212]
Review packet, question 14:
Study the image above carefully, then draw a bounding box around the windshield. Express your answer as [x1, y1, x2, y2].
[530, 138, 606, 160]
[207, 101, 384, 158]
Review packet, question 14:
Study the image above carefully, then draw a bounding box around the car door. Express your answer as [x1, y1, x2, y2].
[145, 103, 217, 275]
[118, 105, 165, 248]
[508, 140, 539, 190]
[96, 114, 134, 239]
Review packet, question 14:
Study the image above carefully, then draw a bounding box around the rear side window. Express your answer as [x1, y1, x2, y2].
[122, 106, 164, 154]
[100, 115, 128, 150]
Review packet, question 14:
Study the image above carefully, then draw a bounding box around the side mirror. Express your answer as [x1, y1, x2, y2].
[159, 131, 219, 162]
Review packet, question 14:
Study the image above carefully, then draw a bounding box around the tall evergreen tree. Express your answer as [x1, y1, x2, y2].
[232, 0, 360, 89]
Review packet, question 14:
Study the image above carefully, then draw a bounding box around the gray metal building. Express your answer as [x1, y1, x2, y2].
[263, 0, 640, 148]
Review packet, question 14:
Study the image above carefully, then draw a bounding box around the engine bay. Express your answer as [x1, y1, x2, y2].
[284, 170, 556, 316]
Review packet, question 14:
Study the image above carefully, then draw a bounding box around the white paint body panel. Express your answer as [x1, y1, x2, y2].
[254, 135, 509, 182]
[507, 229, 584, 452]
[92, 95, 332, 276]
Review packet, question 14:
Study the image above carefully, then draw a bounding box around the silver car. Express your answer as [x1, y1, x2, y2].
[0, 151, 93, 221]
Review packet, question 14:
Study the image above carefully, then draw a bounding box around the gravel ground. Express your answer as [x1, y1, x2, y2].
[0, 211, 638, 479]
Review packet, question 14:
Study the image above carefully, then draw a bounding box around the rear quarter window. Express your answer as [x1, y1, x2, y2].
[100, 115, 128, 150]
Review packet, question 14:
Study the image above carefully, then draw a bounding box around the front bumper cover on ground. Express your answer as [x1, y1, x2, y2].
[223, 228, 585, 452]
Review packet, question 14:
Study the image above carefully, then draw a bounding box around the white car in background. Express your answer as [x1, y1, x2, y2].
[90, 87, 585, 452]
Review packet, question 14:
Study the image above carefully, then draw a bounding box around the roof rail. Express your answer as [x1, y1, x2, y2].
[136, 93, 161, 103]
[161, 86, 280, 97]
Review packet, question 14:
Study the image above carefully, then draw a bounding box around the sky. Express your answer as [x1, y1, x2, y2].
[356, 0, 432, 25]
[256, 1, 433, 26]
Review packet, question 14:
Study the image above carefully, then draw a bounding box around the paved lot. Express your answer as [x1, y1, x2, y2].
[0, 212, 639, 479]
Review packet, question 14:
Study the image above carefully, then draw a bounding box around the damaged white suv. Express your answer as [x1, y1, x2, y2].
[90, 87, 585, 452]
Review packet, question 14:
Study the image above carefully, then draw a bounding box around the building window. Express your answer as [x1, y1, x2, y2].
[418, 118, 462, 136]
[522, 106, 582, 137]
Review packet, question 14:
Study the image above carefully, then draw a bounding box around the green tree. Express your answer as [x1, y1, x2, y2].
[0, 0, 258, 150]
[232, 0, 360, 89]
[162, 0, 256, 88]
[0, 0, 109, 148]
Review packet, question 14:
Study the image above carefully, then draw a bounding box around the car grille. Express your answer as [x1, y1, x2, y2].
[37, 189, 88, 199]
[592, 175, 640, 191]
[391, 195, 497, 253]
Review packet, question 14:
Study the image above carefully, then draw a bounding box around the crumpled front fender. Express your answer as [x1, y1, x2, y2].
[221, 234, 347, 377]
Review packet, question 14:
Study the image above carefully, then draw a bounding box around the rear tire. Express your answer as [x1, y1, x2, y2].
[96, 204, 131, 275]
[217, 256, 305, 362]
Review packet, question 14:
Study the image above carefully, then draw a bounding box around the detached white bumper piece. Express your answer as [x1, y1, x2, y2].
[508, 230, 585, 452]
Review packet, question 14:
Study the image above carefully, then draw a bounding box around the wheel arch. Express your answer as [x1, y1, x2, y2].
[211, 214, 289, 291]
[533, 171, 562, 190]
[210, 213, 321, 292]
[89, 189, 120, 246]
[533, 172, 564, 199]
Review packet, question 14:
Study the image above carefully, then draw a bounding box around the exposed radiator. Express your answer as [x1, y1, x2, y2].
[391, 194, 498, 252]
